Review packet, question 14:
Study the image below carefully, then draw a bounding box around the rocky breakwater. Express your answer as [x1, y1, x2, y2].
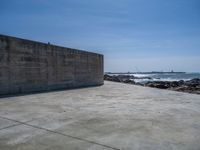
[104, 74, 151, 84]
[104, 74, 200, 94]
[145, 78, 200, 94]
[104, 74, 135, 84]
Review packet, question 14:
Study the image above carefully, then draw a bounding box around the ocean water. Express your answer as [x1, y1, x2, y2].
[108, 72, 200, 83]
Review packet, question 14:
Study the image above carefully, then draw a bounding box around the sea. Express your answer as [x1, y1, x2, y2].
[107, 72, 200, 83]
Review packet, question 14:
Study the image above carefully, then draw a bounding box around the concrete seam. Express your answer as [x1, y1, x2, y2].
[0, 123, 22, 131]
[0, 118, 38, 131]
[0, 116, 120, 150]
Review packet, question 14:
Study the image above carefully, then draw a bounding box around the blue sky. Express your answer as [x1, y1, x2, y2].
[1, 0, 200, 72]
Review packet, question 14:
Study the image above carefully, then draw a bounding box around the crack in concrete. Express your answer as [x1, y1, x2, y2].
[0, 116, 120, 150]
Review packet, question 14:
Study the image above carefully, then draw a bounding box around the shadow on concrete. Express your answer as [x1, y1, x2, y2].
[0, 83, 104, 99]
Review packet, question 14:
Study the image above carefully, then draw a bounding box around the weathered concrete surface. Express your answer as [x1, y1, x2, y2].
[0, 81, 200, 150]
[0, 34, 103, 96]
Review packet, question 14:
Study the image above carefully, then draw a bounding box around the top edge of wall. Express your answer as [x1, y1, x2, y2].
[0, 34, 103, 57]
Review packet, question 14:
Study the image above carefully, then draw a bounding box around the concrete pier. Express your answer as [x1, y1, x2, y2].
[0, 81, 200, 150]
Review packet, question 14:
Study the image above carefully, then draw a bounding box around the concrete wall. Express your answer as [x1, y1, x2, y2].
[0, 34, 104, 95]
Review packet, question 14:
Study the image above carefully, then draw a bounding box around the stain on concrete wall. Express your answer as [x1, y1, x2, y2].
[0, 34, 103, 95]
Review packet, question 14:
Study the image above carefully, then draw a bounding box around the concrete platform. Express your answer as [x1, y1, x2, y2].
[0, 81, 200, 150]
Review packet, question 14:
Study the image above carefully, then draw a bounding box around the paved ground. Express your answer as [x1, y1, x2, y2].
[0, 81, 200, 150]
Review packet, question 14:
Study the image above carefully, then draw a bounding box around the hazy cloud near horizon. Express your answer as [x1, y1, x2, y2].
[0, 0, 200, 72]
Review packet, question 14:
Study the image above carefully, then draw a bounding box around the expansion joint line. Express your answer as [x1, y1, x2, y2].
[0, 118, 36, 131]
[0, 116, 120, 150]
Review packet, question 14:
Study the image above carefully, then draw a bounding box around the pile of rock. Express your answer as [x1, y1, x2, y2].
[145, 80, 183, 89]
[104, 74, 200, 94]
[172, 79, 200, 94]
[145, 78, 200, 94]
[104, 74, 135, 84]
